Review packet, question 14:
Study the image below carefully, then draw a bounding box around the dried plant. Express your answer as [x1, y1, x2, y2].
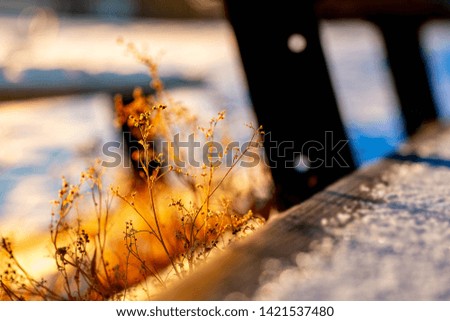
[0, 46, 267, 301]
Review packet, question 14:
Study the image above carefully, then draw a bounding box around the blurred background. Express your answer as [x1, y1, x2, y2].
[0, 0, 224, 18]
[0, 0, 449, 241]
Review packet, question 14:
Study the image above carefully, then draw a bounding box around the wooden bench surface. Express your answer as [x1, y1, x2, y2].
[157, 121, 450, 300]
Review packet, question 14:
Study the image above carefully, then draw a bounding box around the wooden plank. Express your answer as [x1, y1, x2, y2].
[0, 74, 201, 102]
[156, 121, 450, 300]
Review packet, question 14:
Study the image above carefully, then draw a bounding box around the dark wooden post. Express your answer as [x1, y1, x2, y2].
[224, 1, 355, 210]
[373, 16, 437, 136]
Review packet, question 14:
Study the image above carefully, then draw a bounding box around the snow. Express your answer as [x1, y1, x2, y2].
[0, 94, 118, 235]
[0, 14, 240, 87]
[253, 158, 450, 299]
[320, 21, 406, 165]
[422, 21, 450, 120]
[321, 20, 450, 165]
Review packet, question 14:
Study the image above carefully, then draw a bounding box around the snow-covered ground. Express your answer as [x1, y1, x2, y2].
[0, 15, 253, 235]
[321, 21, 406, 165]
[0, 94, 118, 233]
[322, 20, 450, 165]
[0, 14, 449, 292]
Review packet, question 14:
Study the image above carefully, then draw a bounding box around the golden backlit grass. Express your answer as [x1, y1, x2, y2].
[0, 47, 269, 300]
